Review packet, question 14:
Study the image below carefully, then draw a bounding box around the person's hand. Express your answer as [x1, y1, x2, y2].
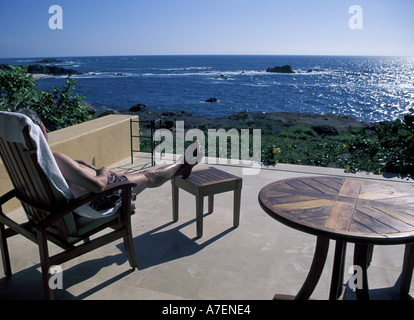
[97, 166, 111, 178]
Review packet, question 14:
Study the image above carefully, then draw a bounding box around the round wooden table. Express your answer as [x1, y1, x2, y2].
[258, 176, 414, 300]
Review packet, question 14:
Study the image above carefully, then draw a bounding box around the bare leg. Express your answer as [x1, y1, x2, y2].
[125, 141, 203, 195]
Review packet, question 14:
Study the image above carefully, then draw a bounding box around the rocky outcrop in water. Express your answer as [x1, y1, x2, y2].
[0, 64, 82, 76]
[26, 64, 82, 76]
[35, 58, 63, 63]
[266, 65, 295, 73]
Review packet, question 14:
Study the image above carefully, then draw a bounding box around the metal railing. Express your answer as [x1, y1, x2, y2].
[130, 118, 161, 166]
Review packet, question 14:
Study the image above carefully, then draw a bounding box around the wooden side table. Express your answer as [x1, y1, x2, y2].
[171, 167, 242, 237]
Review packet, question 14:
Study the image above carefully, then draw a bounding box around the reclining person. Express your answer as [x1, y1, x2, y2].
[17, 109, 203, 211]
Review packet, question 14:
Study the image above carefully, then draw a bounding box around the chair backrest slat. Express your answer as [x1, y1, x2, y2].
[0, 127, 71, 238]
[1, 138, 46, 220]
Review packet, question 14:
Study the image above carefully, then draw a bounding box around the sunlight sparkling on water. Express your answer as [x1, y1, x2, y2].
[4, 55, 413, 122]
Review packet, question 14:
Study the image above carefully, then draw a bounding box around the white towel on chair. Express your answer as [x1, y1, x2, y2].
[0, 111, 74, 201]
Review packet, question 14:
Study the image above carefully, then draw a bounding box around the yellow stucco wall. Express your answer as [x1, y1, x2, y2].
[0, 114, 139, 213]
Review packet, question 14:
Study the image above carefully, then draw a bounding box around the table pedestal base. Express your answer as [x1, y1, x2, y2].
[273, 237, 414, 300]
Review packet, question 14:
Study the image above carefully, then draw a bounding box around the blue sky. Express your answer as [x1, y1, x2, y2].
[0, 0, 413, 58]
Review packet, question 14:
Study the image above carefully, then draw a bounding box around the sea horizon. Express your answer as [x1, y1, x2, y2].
[3, 54, 414, 64]
[2, 53, 414, 59]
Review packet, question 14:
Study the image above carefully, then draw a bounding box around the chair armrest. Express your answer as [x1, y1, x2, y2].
[68, 181, 137, 208]
[0, 190, 16, 207]
[39, 181, 137, 229]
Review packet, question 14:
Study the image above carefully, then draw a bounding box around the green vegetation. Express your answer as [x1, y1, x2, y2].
[345, 112, 414, 176]
[139, 117, 414, 177]
[252, 113, 414, 177]
[261, 125, 351, 168]
[0, 65, 90, 131]
[154, 115, 414, 177]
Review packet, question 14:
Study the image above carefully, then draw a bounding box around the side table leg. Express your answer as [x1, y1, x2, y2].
[233, 187, 241, 228]
[196, 194, 204, 238]
[172, 180, 179, 222]
[295, 236, 330, 300]
[208, 195, 214, 213]
[353, 243, 370, 300]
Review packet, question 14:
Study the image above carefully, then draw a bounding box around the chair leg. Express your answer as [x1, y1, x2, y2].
[37, 230, 53, 300]
[123, 224, 138, 269]
[0, 223, 12, 278]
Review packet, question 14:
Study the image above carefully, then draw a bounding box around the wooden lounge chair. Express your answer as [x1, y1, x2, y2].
[0, 111, 138, 299]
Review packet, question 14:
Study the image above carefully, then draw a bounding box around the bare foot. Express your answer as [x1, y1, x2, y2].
[179, 141, 204, 178]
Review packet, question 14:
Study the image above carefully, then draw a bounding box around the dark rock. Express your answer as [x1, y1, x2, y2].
[27, 64, 82, 76]
[119, 105, 375, 137]
[129, 104, 148, 112]
[206, 97, 218, 103]
[228, 111, 253, 122]
[86, 107, 96, 115]
[0, 64, 82, 76]
[176, 110, 193, 116]
[36, 58, 62, 63]
[161, 111, 176, 117]
[311, 124, 339, 136]
[266, 65, 295, 74]
[81, 102, 96, 115]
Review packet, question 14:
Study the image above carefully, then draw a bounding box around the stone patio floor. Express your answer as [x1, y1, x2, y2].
[0, 153, 413, 300]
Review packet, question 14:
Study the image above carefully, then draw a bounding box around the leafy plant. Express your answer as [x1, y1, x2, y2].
[0, 65, 90, 131]
[337, 110, 414, 176]
[0, 65, 37, 110]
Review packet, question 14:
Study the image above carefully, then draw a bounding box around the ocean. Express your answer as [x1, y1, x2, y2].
[2, 55, 414, 122]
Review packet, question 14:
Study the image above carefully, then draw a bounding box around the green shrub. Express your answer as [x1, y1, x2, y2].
[347, 110, 414, 175]
[0, 65, 90, 131]
[261, 137, 349, 168]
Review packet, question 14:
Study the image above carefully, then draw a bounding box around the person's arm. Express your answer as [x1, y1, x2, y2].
[53, 152, 111, 193]
[75, 160, 97, 170]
